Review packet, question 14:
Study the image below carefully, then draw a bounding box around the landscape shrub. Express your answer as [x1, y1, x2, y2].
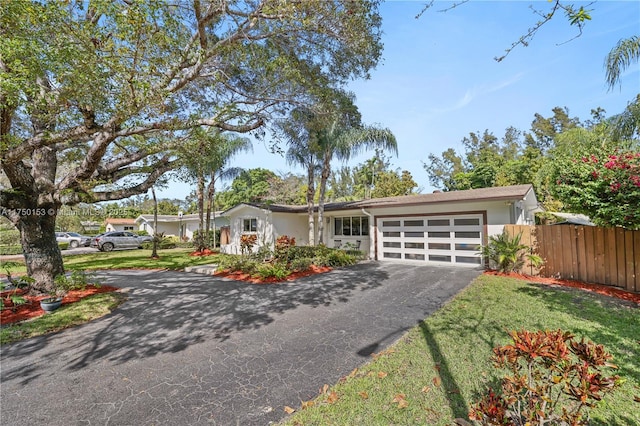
[0, 227, 20, 246]
[53, 270, 94, 295]
[274, 235, 296, 260]
[0, 245, 23, 255]
[240, 234, 257, 255]
[480, 231, 542, 273]
[282, 245, 318, 263]
[216, 254, 259, 274]
[253, 262, 290, 280]
[469, 329, 620, 425]
[314, 248, 359, 267]
[58, 241, 70, 250]
[290, 257, 313, 272]
[142, 239, 175, 250]
[193, 229, 222, 248]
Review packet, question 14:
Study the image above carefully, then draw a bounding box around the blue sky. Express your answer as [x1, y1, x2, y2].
[158, 0, 639, 198]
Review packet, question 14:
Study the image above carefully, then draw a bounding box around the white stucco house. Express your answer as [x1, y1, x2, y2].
[104, 218, 137, 232]
[135, 213, 229, 240]
[220, 184, 541, 268]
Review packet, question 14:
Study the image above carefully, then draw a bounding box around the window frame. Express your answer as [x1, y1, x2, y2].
[334, 216, 369, 237]
[243, 218, 257, 233]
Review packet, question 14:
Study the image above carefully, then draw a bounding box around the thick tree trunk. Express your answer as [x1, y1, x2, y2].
[18, 209, 65, 294]
[317, 155, 331, 245]
[151, 186, 159, 258]
[205, 175, 216, 248]
[306, 162, 315, 245]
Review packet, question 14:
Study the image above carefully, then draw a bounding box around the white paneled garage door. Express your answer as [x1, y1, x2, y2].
[377, 214, 483, 267]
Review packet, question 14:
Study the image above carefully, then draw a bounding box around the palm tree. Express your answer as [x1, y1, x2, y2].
[179, 128, 251, 249]
[279, 93, 397, 246]
[605, 35, 639, 90]
[316, 122, 397, 244]
[281, 108, 322, 245]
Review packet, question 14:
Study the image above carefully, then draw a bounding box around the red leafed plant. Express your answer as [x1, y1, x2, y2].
[469, 329, 620, 425]
[240, 234, 257, 255]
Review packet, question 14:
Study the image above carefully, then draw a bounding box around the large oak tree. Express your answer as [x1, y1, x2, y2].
[0, 0, 383, 292]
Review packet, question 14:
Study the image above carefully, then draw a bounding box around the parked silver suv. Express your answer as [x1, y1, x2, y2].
[55, 232, 91, 248]
[91, 231, 153, 252]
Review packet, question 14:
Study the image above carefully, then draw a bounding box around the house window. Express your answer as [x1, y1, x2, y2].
[243, 218, 257, 232]
[124, 226, 134, 231]
[334, 216, 369, 236]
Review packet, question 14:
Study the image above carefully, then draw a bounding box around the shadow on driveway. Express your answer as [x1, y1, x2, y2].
[2, 263, 388, 378]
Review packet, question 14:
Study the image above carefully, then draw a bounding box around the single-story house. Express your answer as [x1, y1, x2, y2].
[220, 184, 541, 268]
[105, 218, 137, 232]
[135, 213, 229, 240]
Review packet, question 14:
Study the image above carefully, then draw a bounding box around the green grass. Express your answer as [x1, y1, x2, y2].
[281, 275, 640, 426]
[2, 248, 218, 275]
[0, 292, 127, 344]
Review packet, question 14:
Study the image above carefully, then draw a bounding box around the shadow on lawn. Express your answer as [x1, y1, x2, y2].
[1, 262, 388, 384]
[516, 283, 640, 384]
[419, 321, 469, 420]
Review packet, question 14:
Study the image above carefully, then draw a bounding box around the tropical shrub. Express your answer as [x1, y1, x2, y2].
[253, 262, 290, 280]
[469, 329, 620, 425]
[53, 270, 93, 296]
[240, 234, 257, 255]
[216, 254, 259, 275]
[480, 231, 542, 273]
[552, 149, 640, 229]
[274, 235, 296, 260]
[142, 235, 179, 250]
[290, 257, 313, 272]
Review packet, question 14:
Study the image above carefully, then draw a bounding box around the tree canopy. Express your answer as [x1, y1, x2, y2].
[0, 0, 384, 290]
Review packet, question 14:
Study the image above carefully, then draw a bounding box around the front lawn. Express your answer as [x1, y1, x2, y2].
[281, 274, 640, 425]
[1, 292, 126, 344]
[2, 248, 219, 275]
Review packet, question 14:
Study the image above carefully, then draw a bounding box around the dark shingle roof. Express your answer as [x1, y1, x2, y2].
[226, 184, 534, 214]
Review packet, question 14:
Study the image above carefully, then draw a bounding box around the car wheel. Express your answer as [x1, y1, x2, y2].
[102, 242, 114, 252]
[69, 240, 79, 248]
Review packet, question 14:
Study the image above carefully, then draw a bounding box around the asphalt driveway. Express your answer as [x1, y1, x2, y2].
[0, 262, 480, 425]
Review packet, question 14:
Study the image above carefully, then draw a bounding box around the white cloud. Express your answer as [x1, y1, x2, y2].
[430, 72, 525, 113]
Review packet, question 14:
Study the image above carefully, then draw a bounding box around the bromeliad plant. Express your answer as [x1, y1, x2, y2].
[469, 329, 621, 425]
[480, 231, 542, 273]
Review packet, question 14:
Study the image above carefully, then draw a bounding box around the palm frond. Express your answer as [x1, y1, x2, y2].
[605, 35, 640, 90]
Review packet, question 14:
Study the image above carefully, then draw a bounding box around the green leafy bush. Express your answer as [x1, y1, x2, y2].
[142, 236, 180, 250]
[469, 330, 620, 425]
[58, 241, 70, 250]
[216, 254, 259, 274]
[253, 262, 290, 280]
[0, 245, 23, 255]
[53, 270, 94, 295]
[290, 257, 313, 272]
[0, 227, 20, 246]
[480, 231, 542, 273]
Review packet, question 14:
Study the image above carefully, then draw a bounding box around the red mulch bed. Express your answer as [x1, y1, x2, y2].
[485, 271, 640, 305]
[189, 249, 218, 256]
[1, 285, 120, 325]
[215, 265, 332, 284]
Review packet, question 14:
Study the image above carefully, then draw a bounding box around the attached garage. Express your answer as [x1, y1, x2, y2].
[221, 184, 541, 266]
[377, 214, 484, 267]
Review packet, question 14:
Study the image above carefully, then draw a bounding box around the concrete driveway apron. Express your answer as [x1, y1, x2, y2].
[0, 262, 480, 425]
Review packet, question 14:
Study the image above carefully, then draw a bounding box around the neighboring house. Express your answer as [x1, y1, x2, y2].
[104, 218, 137, 232]
[548, 212, 595, 226]
[221, 184, 541, 268]
[135, 213, 229, 240]
[80, 220, 101, 233]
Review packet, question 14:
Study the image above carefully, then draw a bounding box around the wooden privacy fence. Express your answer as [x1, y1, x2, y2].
[504, 225, 639, 294]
